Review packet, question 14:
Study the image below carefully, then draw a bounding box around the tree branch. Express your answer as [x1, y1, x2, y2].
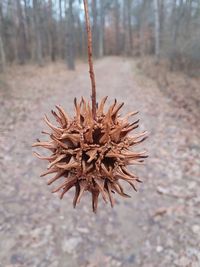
[83, 0, 97, 119]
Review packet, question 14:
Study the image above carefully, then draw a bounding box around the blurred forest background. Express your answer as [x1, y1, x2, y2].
[0, 0, 200, 74]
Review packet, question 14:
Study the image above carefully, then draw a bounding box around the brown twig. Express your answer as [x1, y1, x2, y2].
[83, 0, 96, 119]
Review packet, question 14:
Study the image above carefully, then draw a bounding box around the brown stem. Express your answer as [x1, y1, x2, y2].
[83, 0, 96, 119]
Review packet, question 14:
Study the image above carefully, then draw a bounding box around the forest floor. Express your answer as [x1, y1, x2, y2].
[0, 57, 200, 267]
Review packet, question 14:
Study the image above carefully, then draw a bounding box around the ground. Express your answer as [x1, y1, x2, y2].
[0, 57, 199, 267]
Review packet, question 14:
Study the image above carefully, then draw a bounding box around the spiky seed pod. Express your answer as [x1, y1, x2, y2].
[32, 97, 148, 212]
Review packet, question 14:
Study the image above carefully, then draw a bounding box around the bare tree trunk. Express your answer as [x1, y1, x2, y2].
[172, 0, 184, 50]
[139, 0, 148, 57]
[114, 0, 120, 55]
[23, 0, 31, 59]
[171, 0, 178, 45]
[59, 0, 62, 21]
[16, 0, 28, 64]
[184, 0, 192, 40]
[170, 0, 184, 70]
[48, 0, 56, 61]
[159, 0, 165, 47]
[77, 11, 84, 58]
[92, 0, 99, 58]
[66, 0, 75, 70]
[7, 0, 18, 63]
[99, 0, 105, 57]
[127, 0, 133, 52]
[154, 0, 160, 61]
[124, 0, 133, 56]
[33, 0, 43, 66]
[0, 2, 5, 72]
[0, 35, 5, 72]
[59, 0, 64, 58]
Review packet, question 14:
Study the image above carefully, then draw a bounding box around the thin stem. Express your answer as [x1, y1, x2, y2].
[83, 0, 96, 119]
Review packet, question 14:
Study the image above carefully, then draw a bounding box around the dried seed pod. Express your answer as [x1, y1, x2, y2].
[32, 98, 148, 212]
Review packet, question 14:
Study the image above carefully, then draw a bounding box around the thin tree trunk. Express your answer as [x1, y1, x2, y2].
[170, 0, 177, 70]
[77, 12, 83, 58]
[33, 0, 43, 66]
[114, 0, 120, 55]
[127, 0, 133, 52]
[59, 0, 63, 58]
[170, 0, 184, 70]
[16, 0, 28, 64]
[159, 0, 165, 47]
[7, 0, 18, 62]
[48, 0, 56, 61]
[92, 0, 99, 58]
[99, 0, 105, 57]
[139, 0, 148, 57]
[154, 0, 160, 61]
[0, 35, 5, 72]
[23, 0, 31, 59]
[0, 2, 5, 72]
[124, 0, 133, 55]
[66, 0, 75, 70]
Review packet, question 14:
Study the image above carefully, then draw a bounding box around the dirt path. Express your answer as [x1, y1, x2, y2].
[0, 57, 199, 267]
